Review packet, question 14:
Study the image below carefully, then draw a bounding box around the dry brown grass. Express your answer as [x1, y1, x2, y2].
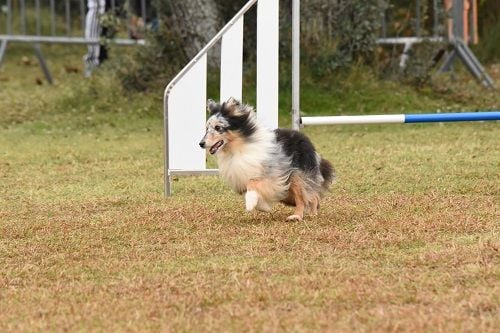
[1, 192, 498, 332]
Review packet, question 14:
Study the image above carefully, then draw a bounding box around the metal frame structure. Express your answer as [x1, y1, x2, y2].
[0, 0, 148, 82]
[377, 0, 493, 88]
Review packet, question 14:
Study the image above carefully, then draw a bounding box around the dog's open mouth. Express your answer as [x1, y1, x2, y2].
[209, 140, 224, 154]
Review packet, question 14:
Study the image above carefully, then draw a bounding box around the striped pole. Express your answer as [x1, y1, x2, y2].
[301, 112, 500, 126]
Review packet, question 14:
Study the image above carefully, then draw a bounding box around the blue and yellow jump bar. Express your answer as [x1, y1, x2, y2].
[301, 111, 500, 125]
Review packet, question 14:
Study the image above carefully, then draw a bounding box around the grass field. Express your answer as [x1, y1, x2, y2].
[0, 44, 499, 332]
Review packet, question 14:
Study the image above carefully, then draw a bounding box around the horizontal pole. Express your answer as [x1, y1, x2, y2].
[404, 112, 500, 123]
[377, 37, 444, 45]
[302, 112, 500, 126]
[0, 35, 145, 45]
[302, 115, 405, 125]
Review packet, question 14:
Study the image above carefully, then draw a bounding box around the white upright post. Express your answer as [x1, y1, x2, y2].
[257, 0, 279, 129]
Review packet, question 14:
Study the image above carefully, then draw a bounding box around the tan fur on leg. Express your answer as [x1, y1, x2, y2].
[309, 193, 320, 216]
[286, 175, 305, 221]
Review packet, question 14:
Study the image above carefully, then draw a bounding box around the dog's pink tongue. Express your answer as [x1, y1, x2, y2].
[210, 140, 223, 154]
[210, 146, 217, 154]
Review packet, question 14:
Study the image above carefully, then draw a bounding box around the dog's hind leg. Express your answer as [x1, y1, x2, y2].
[309, 193, 320, 216]
[286, 175, 305, 221]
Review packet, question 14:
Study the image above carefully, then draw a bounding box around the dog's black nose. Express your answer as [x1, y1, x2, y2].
[199, 141, 206, 148]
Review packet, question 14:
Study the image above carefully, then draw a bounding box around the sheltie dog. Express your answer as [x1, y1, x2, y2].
[199, 98, 334, 221]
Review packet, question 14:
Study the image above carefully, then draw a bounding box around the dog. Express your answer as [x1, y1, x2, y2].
[199, 98, 334, 220]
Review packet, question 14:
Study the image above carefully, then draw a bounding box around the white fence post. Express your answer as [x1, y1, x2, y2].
[257, 0, 279, 129]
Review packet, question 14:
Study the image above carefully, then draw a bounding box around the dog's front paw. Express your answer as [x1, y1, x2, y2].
[286, 214, 303, 221]
[245, 190, 259, 211]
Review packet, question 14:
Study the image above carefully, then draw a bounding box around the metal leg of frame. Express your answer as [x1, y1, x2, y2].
[439, 49, 457, 72]
[164, 91, 171, 197]
[165, 173, 172, 197]
[33, 44, 53, 84]
[454, 40, 494, 88]
[399, 42, 413, 69]
[0, 40, 8, 67]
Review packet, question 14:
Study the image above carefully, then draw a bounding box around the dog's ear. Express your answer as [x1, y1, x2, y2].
[226, 97, 240, 108]
[225, 97, 250, 116]
[207, 99, 219, 115]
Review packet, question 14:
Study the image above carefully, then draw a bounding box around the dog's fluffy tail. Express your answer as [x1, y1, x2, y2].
[320, 158, 335, 190]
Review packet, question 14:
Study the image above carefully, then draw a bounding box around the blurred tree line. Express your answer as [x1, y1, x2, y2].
[476, 0, 500, 63]
[114, 0, 499, 91]
[116, 0, 386, 91]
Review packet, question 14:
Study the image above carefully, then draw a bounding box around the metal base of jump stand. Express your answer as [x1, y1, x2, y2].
[0, 41, 53, 84]
[440, 39, 494, 89]
[33, 44, 53, 84]
[0, 40, 7, 66]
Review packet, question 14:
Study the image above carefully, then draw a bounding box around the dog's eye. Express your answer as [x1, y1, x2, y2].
[214, 125, 222, 132]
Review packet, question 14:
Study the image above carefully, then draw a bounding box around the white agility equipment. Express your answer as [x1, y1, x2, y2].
[164, 0, 290, 196]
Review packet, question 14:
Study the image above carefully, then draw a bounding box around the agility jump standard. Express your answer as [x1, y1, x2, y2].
[164, 0, 279, 196]
[301, 112, 500, 126]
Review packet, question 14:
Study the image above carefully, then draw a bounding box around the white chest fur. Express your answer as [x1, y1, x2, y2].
[216, 130, 275, 194]
[217, 146, 264, 193]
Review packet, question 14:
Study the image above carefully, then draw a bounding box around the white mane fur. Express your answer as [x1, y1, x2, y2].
[216, 117, 291, 201]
